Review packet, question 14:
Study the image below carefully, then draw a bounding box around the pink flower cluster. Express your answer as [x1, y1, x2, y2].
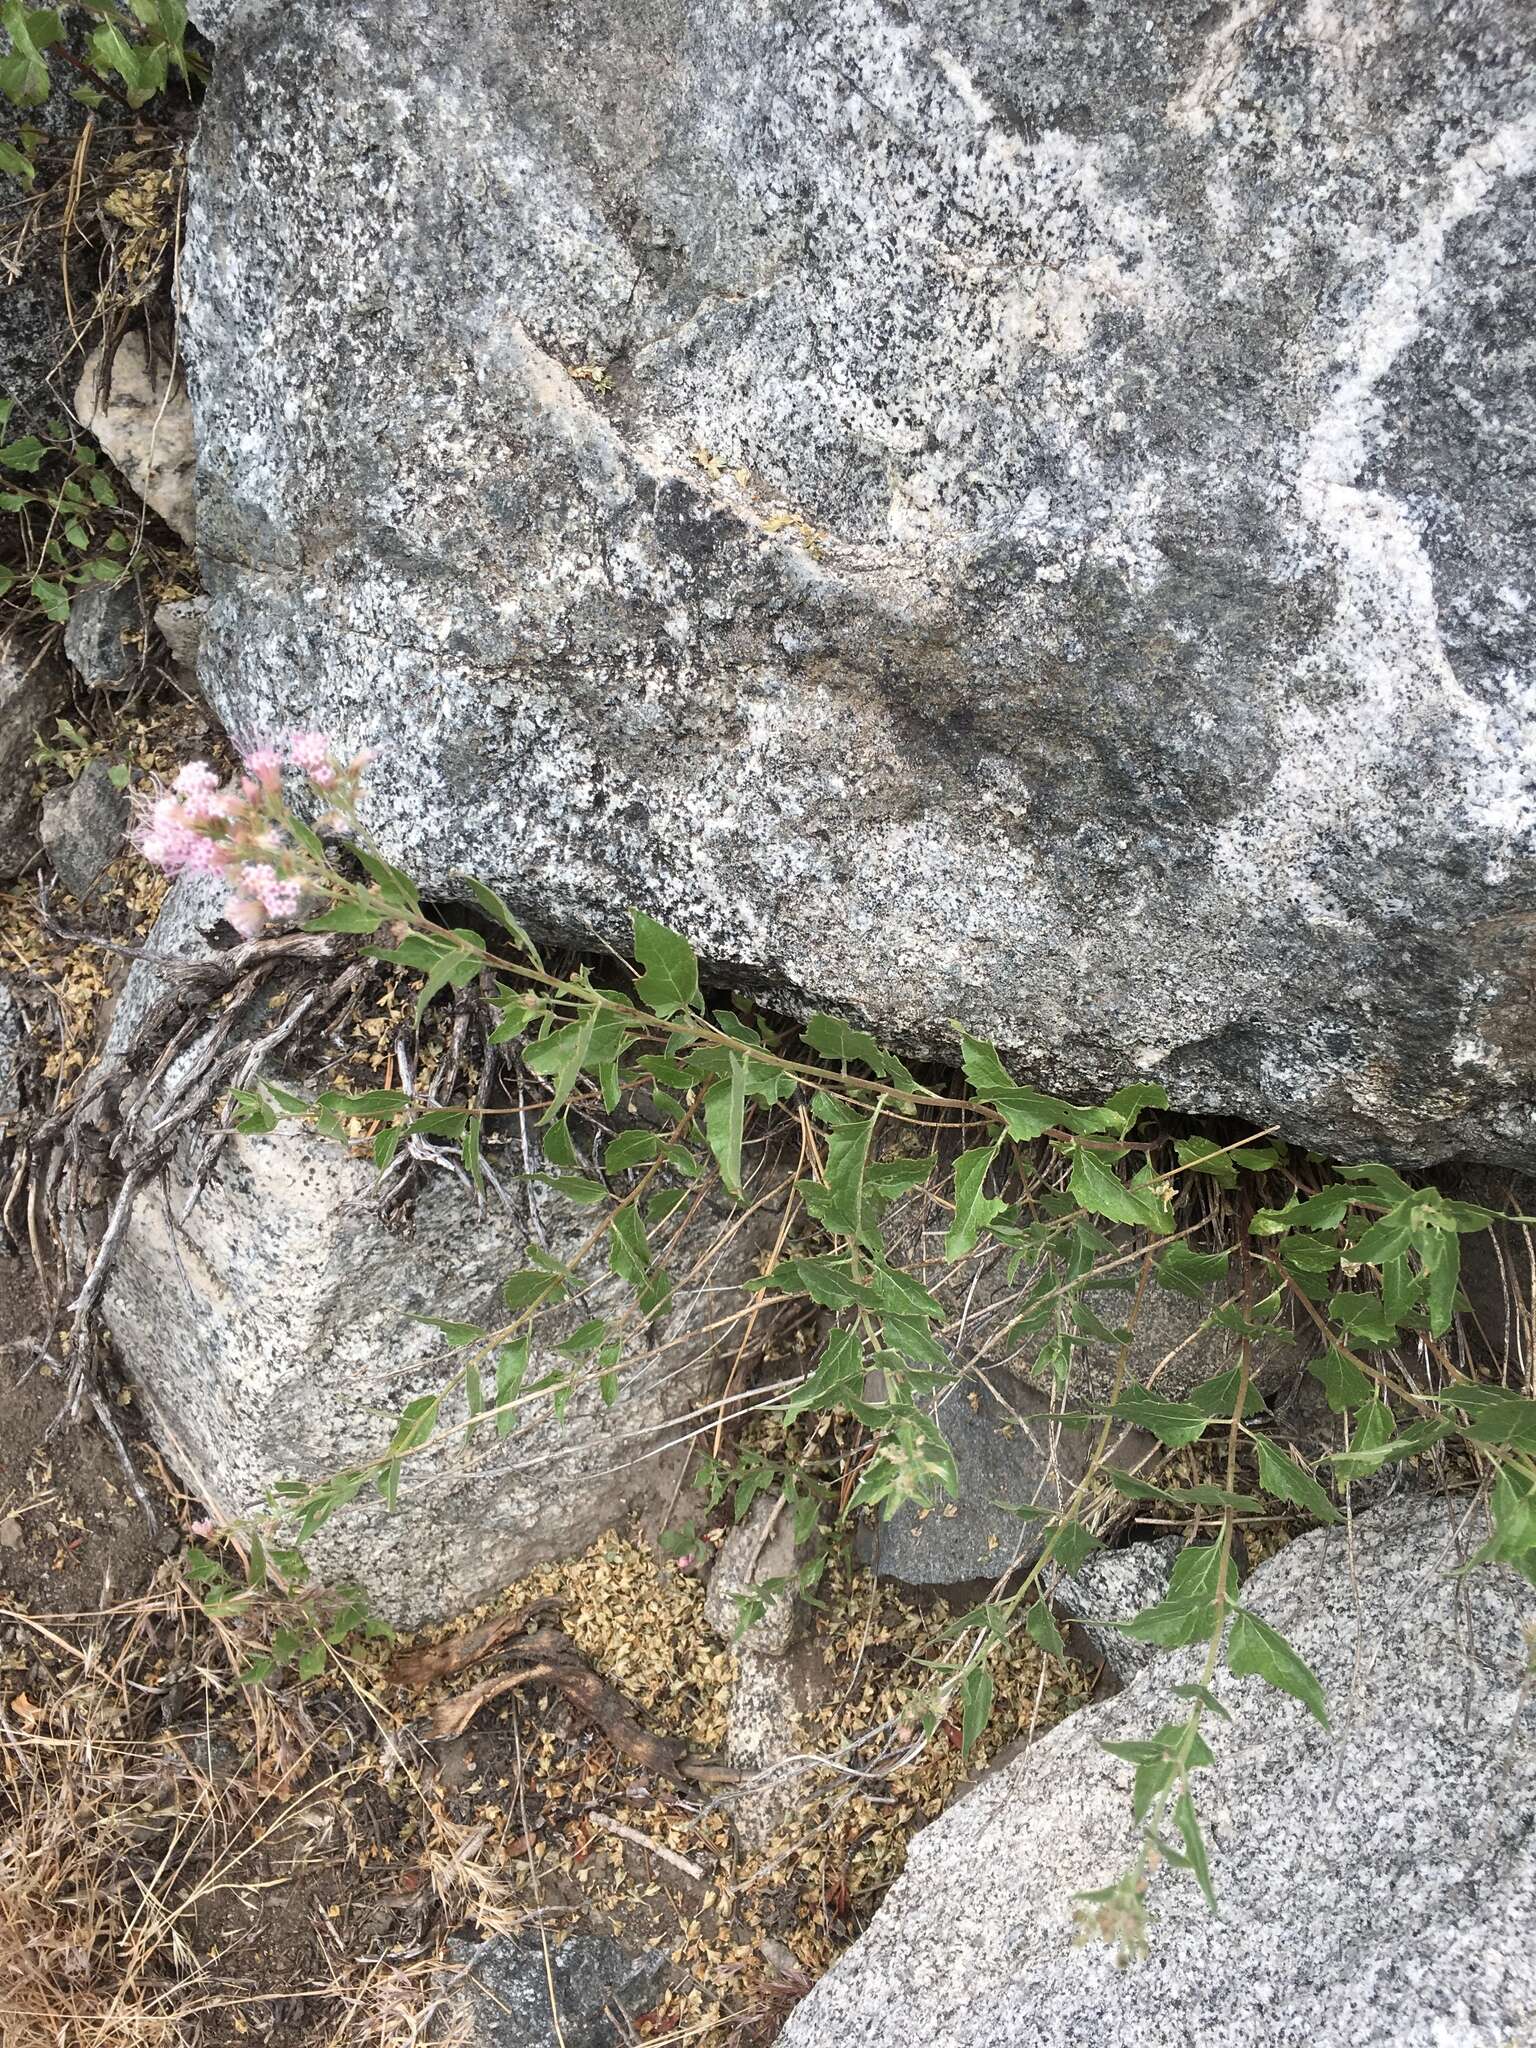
[134, 731, 369, 940]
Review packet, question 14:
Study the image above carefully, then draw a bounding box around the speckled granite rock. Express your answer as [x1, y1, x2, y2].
[1058, 1534, 1181, 1687]
[778, 1496, 1536, 2048]
[40, 758, 127, 898]
[0, 629, 68, 880]
[443, 1931, 667, 2048]
[184, 1, 1536, 1165]
[101, 893, 781, 1627]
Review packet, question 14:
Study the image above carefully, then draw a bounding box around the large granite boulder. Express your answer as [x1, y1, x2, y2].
[778, 1496, 1536, 2048]
[183, 1, 1536, 1166]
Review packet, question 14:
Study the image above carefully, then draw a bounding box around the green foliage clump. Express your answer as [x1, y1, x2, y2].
[154, 771, 1533, 1958]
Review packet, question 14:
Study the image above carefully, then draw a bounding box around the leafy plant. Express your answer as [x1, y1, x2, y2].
[1, 1, 201, 182]
[0, 398, 140, 622]
[129, 742, 1536, 1957]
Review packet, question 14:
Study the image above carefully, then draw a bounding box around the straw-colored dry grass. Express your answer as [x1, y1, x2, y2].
[0, 1572, 467, 2048]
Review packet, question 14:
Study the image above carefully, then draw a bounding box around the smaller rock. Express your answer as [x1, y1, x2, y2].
[41, 758, 128, 898]
[153, 596, 207, 682]
[856, 1377, 1144, 1588]
[703, 1496, 822, 1848]
[104, 872, 228, 1062]
[0, 629, 69, 880]
[1057, 1535, 1180, 1688]
[75, 336, 196, 544]
[704, 1496, 799, 1656]
[0, 972, 22, 1116]
[444, 1931, 667, 2048]
[64, 583, 146, 690]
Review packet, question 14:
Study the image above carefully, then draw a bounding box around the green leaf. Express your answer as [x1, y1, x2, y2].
[703, 1054, 746, 1199]
[1069, 1143, 1170, 1234]
[1446, 1388, 1536, 1454]
[1251, 1189, 1351, 1235]
[1100, 1082, 1169, 1134]
[28, 574, 68, 623]
[801, 1011, 915, 1088]
[1416, 1226, 1461, 1338]
[1024, 1597, 1066, 1657]
[1349, 1200, 1416, 1265]
[1155, 1242, 1230, 1299]
[305, 899, 383, 934]
[957, 1030, 1079, 1140]
[1172, 1790, 1217, 1911]
[1107, 1389, 1211, 1449]
[1184, 1365, 1266, 1421]
[1117, 1544, 1225, 1647]
[1307, 1346, 1375, 1414]
[1468, 1466, 1536, 1587]
[631, 910, 700, 1018]
[1227, 1607, 1329, 1726]
[0, 136, 34, 183]
[0, 4, 60, 106]
[1253, 1437, 1339, 1524]
[455, 873, 539, 961]
[605, 1130, 662, 1172]
[960, 1664, 994, 1757]
[782, 1327, 863, 1422]
[494, 1338, 529, 1435]
[316, 1087, 409, 1117]
[946, 1138, 1007, 1259]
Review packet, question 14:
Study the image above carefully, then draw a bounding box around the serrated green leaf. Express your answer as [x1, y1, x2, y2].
[1024, 1597, 1066, 1657]
[782, 1328, 863, 1422]
[946, 1138, 1006, 1260]
[960, 1663, 993, 1757]
[1227, 1607, 1328, 1725]
[1253, 1436, 1339, 1523]
[1069, 1143, 1170, 1234]
[631, 910, 700, 1018]
[1107, 1388, 1211, 1449]
[1155, 1241, 1230, 1298]
[1117, 1544, 1225, 1647]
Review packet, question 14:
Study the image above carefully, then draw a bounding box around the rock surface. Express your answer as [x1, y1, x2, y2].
[443, 1931, 667, 2048]
[185, 0, 1536, 1166]
[101, 902, 782, 1626]
[75, 336, 197, 544]
[855, 1379, 1109, 1588]
[0, 629, 68, 879]
[64, 583, 146, 691]
[778, 1496, 1536, 2048]
[1058, 1533, 1180, 1687]
[40, 758, 127, 898]
[0, 973, 22, 1127]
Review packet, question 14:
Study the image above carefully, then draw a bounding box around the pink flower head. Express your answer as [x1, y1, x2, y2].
[173, 761, 219, 800]
[245, 745, 284, 791]
[287, 731, 333, 778]
[223, 893, 266, 939]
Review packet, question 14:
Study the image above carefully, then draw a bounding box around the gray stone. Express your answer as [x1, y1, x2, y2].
[855, 1378, 1110, 1588]
[1058, 1534, 1180, 1687]
[153, 596, 207, 682]
[703, 1497, 822, 1848]
[0, 974, 23, 1128]
[778, 1497, 1536, 2048]
[103, 872, 229, 1061]
[102, 894, 786, 1627]
[40, 758, 127, 898]
[75, 336, 196, 544]
[443, 1931, 667, 2048]
[64, 583, 146, 690]
[0, 628, 68, 880]
[185, 0, 1536, 1167]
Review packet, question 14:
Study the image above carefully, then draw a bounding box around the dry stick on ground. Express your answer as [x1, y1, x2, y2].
[393, 1617, 688, 1780]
